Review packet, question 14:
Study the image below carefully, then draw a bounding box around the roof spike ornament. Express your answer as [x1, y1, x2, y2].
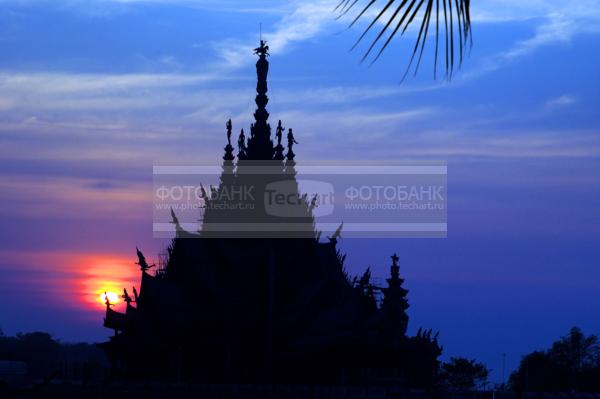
[328, 222, 344, 245]
[122, 288, 133, 305]
[170, 208, 187, 237]
[136, 247, 154, 273]
[104, 292, 114, 308]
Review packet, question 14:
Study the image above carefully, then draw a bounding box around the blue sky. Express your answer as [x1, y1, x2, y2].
[1, 0, 600, 383]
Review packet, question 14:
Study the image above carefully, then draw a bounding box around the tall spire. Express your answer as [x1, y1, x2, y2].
[245, 40, 274, 160]
[253, 39, 269, 128]
[381, 253, 409, 336]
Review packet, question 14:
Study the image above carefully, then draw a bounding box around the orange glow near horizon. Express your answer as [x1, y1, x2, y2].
[81, 255, 141, 311]
[0, 249, 146, 313]
[78, 254, 141, 312]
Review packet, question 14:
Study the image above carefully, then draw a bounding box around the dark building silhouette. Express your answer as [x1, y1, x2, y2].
[102, 40, 441, 387]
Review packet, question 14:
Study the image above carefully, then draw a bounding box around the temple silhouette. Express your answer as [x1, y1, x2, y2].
[102, 41, 442, 387]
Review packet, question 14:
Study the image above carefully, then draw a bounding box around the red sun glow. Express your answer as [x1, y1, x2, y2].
[0, 250, 141, 312]
[78, 255, 140, 310]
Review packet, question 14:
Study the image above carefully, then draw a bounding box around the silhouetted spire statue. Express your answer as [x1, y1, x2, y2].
[275, 120, 283, 146]
[273, 120, 285, 160]
[132, 286, 139, 303]
[224, 118, 235, 161]
[286, 128, 298, 160]
[254, 39, 269, 57]
[237, 128, 247, 160]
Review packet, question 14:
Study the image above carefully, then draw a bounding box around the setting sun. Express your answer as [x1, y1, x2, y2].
[99, 291, 120, 306]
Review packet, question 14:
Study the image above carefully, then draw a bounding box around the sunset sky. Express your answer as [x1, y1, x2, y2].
[1, 0, 600, 383]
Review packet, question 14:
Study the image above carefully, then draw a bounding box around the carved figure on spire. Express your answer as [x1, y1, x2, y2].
[254, 40, 269, 57]
[287, 128, 298, 152]
[226, 119, 232, 146]
[273, 120, 285, 160]
[276, 120, 284, 146]
[223, 119, 235, 161]
[238, 129, 246, 152]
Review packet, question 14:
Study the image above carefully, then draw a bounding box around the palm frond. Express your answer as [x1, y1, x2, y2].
[336, 0, 472, 80]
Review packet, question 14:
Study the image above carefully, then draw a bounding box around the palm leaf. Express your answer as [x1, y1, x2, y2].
[336, 0, 472, 80]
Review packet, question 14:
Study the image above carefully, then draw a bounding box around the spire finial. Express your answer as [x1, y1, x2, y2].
[104, 292, 113, 308]
[247, 39, 271, 159]
[390, 253, 401, 281]
[254, 39, 269, 57]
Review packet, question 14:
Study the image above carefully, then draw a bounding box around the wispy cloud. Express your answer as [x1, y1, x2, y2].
[546, 94, 578, 108]
[0, 71, 218, 95]
[212, 0, 338, 69]
[1, 0, 599, 168]
[466, 0, 600, 78]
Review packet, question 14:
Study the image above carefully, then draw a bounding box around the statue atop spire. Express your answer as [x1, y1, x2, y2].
[223, 119, 234, 161]
[237, 128, 247, 159]
[276, 120, 284, 147]
[286, 128, 298, 160]
[254, 40, 269, 57]
[226, 119, 232, 146]
[273, 120, 285, 160]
